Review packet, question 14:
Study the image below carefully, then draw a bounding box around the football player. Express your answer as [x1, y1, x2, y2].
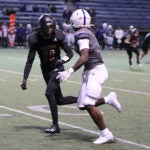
[140, 32, 150, 59]
[21, 14, 77, 134]
[57, 9, 121, 144]
[124, 28, 142, 68]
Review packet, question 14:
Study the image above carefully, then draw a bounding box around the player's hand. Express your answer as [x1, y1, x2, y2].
[56, 68, 74, 82]
[21, 80, 27, 90]
[55, 59, 64, 67]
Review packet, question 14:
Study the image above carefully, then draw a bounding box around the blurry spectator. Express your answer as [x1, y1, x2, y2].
[2, 7, 8, 16]
[62, 20, 74, 49]
[106, 25, 114, 50]
[7, 7, 16, 15]
[26, 4, 33, 12]
[114, 26, 124, 50]
[0, 26, 2, 47]
[50, 4, 57, 13]
[33, 4, 39, 12]
[26, 24, 32, 48]
[1, 22, 8, 48]
[16, 23, 26, 48]
[0, 8, 3, 17]
[63, 7, 72, 21]
[96, 26, 105, 50]
[89, 8, 96, 24]
[20, 4, 26, 12]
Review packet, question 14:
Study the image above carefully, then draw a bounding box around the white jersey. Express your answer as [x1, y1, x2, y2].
[74, 28, 104, 70]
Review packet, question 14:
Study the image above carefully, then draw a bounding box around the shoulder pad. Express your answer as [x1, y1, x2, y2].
[55, 29, 65, 41]
[28, 32, 38, 45]
[76, 32, 88, 39]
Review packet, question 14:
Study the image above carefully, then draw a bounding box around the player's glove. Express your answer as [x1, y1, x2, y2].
[55, 59, 64, 67]
[21, 80, 27, 90]
[55, 56, 70, 67]
[56, 68, 74, 82]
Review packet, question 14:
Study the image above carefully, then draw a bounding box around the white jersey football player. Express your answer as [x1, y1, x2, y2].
[57, 9, 121, 144]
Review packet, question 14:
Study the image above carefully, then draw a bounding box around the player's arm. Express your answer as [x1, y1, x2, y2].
[21, 46, 36, 90]
[56, 38, 89, 82]
[55, 30, 73, 66]
[60, 41, 73, 63]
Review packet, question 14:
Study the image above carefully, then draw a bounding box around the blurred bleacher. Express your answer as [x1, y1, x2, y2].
[0, 0, 150, 31]
[76, 0, 150, 31]
[0, 0, 65, 26]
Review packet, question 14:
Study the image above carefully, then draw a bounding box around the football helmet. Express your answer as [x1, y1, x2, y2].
[38, 14, 55, 29]
[70, 9, 92, 28]
[38, 14, 56, 38]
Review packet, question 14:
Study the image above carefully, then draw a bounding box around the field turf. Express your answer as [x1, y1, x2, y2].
[0, 48, 150, 150]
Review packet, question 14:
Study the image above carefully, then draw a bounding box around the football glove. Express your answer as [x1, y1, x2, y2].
[55, 56, 70, 67]
[55, 59, 64, 67]
[56, 68, 74, 82]
[21, 80, 27, 90]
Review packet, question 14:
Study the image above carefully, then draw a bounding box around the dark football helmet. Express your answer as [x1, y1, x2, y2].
[38, 14, 56, 38]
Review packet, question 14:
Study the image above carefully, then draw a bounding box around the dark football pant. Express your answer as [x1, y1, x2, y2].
[126, 46, 140, 66]
[41, 66, 77, 125]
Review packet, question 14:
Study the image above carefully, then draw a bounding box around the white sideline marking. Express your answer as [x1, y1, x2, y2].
[27, 105, 88, 116]
[0, 69, 150, 96]
[0, 114, 12, 117]
[0, 105, 150, 149]
[113, 79, 124, 82]
[0, 78, 5, 82]
[29, 79, 38, 82]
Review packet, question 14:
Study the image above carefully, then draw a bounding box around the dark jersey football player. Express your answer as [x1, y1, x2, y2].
[140, 32, 150, 59]
[124, 28, 142, 68]
[21, 14, 77, 134]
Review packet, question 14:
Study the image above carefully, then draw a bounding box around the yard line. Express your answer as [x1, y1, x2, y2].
[0, 69, 150, 96]
[0, 105, 150, 149]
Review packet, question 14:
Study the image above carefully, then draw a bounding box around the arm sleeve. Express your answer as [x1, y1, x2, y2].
[61, 42, 73, 63]
[77, 39, 89, 51]
[23, 46, 36, 81]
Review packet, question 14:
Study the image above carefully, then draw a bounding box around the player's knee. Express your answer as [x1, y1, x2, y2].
[45, 91, 54, 99]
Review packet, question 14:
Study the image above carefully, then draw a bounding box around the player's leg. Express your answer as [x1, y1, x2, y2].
[85, 105, 115, 144]
[126, 48, 133, 67]
[78, 66, 115, 144]
[95, 92, 121, 113]
[44, 71, 60, 134]
[133, 47, 141, 66]
[55, 86, 77, 105]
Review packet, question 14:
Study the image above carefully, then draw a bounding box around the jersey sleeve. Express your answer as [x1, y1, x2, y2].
[23, 33, 37, 81]
[56, 30, 73, 63]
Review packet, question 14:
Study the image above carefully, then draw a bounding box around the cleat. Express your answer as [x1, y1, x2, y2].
[106, 92, 121, 112]
[93, 132, 115, 144]
[138, 63, 142, 68]
[45, 125, 60, 134]
[129, 65, 134, 69]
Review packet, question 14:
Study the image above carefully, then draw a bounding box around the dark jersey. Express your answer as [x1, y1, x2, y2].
[23, 29, 73, 80]
[141, 32, 150, 52]
[74, 28, 104, 70]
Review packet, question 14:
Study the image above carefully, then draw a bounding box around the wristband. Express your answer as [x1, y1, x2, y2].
[68, 68, 74, 74]
[61, 56, 69, 62]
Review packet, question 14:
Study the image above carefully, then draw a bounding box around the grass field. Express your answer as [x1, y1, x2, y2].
[0, 48, 150, 150]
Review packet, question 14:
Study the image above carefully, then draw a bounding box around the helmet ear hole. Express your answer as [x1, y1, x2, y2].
[70, 9, 91, 28]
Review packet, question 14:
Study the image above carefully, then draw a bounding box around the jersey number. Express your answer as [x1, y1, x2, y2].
[49, 50, 55, 61]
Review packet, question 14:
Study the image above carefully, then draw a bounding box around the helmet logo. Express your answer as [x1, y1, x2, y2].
[81, 9, 86, 25]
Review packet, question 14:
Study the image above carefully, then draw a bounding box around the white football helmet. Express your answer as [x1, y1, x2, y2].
[70, 9, 91, 28]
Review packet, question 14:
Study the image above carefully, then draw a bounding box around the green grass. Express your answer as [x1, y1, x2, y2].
[0, 48, 150, 150]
